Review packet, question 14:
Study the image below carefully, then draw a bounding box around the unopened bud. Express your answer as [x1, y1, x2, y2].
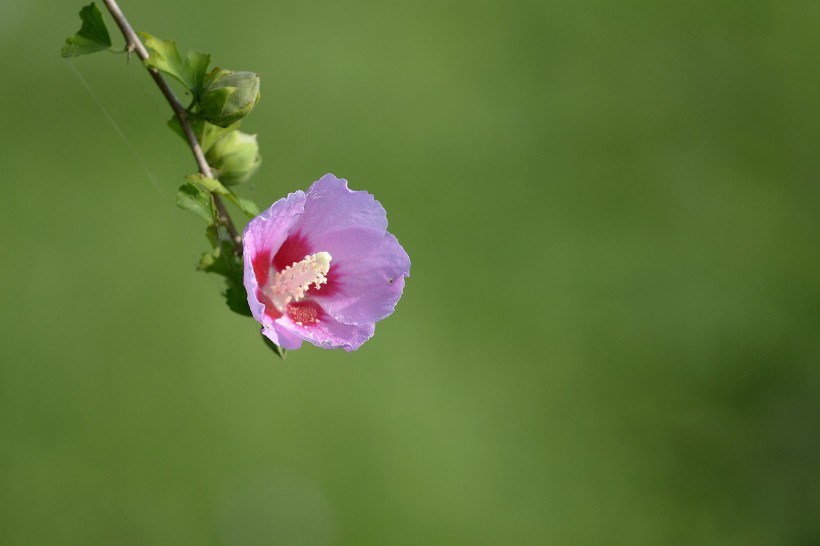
[199, 68, 261, 127]
[206, 130, 261, 185]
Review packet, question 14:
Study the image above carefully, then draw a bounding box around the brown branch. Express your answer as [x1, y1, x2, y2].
[101, 0, 241, 246]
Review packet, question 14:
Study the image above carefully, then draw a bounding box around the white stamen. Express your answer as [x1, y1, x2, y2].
[266, 251, 332, 312]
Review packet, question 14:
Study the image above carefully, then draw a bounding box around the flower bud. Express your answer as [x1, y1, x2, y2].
[205, 130, 262, 185]
[199, 68, 261, 127]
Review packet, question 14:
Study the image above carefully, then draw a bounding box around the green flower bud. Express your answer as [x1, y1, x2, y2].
[199, 68, 261, 127]
[205, 130, 261, 185]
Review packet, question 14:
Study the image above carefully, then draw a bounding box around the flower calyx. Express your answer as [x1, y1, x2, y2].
[199, 68, 261, 127]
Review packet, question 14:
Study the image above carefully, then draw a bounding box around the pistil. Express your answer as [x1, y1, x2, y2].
[266, 252, 332, 312]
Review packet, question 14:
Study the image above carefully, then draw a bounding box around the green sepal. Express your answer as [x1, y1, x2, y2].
[138, 32, 210, 97]
[261, 333, 287, 360]
[176, 182, 214, 223]
[200, 87, 235, 122]
[199, 68, 261, 127]
[61, 3, 113, 57]
[186, 173, 260, 218]
[206, 130, 262, 186]
[167, 115, 238, 154]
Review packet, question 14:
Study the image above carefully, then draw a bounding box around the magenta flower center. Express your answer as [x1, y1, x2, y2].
[262, 251, 332, 319]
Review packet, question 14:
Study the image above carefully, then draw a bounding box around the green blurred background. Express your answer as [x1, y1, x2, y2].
[1, 0, 819, 544]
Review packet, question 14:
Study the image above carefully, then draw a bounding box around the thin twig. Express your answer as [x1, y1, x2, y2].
[101, 0, 241, 247]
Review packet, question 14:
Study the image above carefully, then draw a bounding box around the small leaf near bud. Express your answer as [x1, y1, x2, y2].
[139, 32, 211, 97]
[177, 182, 215, 223]
[167, 116, 238, 154]
[186, 173, 260, 219]
[206, 131, 261, 186]
[199, 69, 261, 127]
[61, 3, 112, 57]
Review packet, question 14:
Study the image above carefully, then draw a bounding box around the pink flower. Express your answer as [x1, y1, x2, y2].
[243, 174, 410, 351]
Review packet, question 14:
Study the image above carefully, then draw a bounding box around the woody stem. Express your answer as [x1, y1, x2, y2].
[101, 0, 241, 247]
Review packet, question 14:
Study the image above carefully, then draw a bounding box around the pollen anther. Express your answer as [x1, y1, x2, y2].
[266, 251, 332, 312]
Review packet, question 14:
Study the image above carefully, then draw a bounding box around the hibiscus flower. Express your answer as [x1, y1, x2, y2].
[243, 174, 410, 351]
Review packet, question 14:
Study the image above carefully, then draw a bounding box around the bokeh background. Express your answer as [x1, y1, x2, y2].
[2, 0, 819, 544]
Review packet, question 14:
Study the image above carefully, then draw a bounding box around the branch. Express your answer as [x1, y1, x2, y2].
[101, 0, 241, 247]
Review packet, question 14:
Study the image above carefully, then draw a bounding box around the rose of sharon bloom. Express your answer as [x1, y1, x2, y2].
[243, 174, 410, 351]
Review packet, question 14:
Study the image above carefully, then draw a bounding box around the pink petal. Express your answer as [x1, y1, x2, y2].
[310, 231, 410, 325]
[243, 190, 306, 333]
[278, 300, 376, 352]
[297, 174, 388, 237]
[269, 323, 304, 350]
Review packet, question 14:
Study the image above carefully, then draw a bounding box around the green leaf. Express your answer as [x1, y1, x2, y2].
[200, 253, 250, 316]
[196, 222, 250, 317]
[176, 182, 214, 223]
[186, 172, 229, 195]
[138, 32, 210, 96]
[167, 116, 238, 154]
[233, 196, 260, 217]
[201, 259, 250, 315]
[261, 333, 287, 359]
[196, 243, 234, 277]
[197, 250, 226, 276]
[186, 174, 255, 317]
[225, 281, 252, 317]
[186, 173, 260, 218]
[61, 3, 113, 57]
[205, 224, 220, 249]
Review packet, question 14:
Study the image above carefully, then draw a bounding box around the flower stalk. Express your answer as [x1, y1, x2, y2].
[100, 0, 241, 246]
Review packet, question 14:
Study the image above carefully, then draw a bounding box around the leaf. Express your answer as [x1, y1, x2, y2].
[197, 249, 226, 276]
[167, 116, 238, 154]
[197, 243, 234, 277]
[261, 333, 287, 360]
[176, 182, 214, 223]
[186, 173, 229, 195]
[205, 224, 221, 248]
[225, 281, 252, 317]
[138, 32, 210, 96]
[233, 196, 260, 217]
[221, 190, 260, 218]
[185, 174, 255, 317]
[186, 173, 260, 218]
[196, 223, 250, 317]
[61, 3, 112, 57]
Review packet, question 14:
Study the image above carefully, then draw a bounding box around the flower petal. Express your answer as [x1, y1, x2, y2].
[311, 231, 410, 325]
[268, 323, 304, 350]
[297, 174, 388, 237]
[243, 190, 306, 329]
[277, 301, 376, 352]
